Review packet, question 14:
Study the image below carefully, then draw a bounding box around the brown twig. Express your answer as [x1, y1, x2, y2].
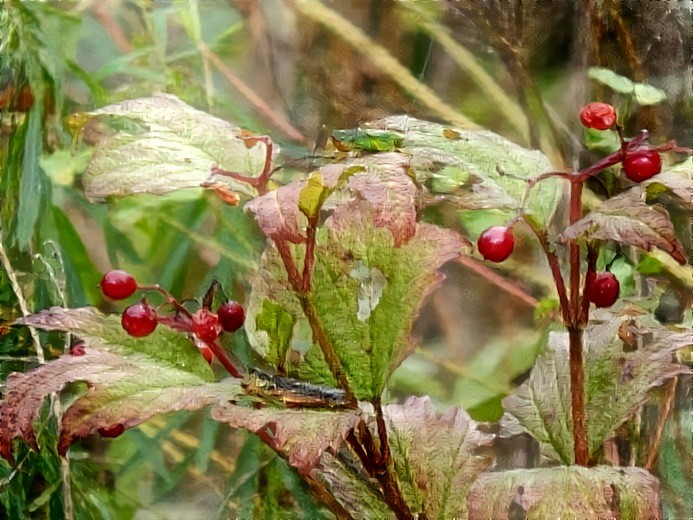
[645, 377, 677, 471]
[91, 3, 134, 54]
[200, 46, 305, 143]
[456, 256, 539, 309]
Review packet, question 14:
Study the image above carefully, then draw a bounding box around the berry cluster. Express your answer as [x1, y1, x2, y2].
[579, 101, 662, 182]
[100, 270, 245, 361]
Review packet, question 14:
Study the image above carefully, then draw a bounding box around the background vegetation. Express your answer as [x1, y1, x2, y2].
[1, 1, 690, 518]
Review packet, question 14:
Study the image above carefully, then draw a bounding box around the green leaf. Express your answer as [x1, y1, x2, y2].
[633, 83, 667, 106]
[385, 396, 493, 518]
[255, 300, 296, 370]
[51, 207, 103, 306]
[588, 67, 635, 94]
[39, 148, 93, 187]
[77, 94, 267, 201]
[332, 128, 404, 152]
[298, 172, 328, 219]
[468, 466, 661, 519]
[18, 307, 214, 380]
[365, 116, 560, 227]
[16, 104, 45, 251]
[503, 319, 692, 463]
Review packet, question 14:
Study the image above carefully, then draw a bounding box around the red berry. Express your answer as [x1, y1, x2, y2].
[121, 301, 158, 337]
[100, 270, 137, 300]
[200, 346, 214, 364]
[579, 102, 616, 130]
[623, 150, 661, 182]
[587, 272, 620, 308]
[217, 301, 245, 332]
[192, 308, 222, 343]
[98, 423, 125, 438]
[70, 342, 86, 356]
[477, 226, 515, 263]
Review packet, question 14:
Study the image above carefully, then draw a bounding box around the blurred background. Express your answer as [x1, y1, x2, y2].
[1, 1, 690, 518]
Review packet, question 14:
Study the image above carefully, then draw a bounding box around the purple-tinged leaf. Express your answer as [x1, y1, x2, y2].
[467, 466, 660, 520]
[245, 182, 307, 244]
[560, 191, 686, 264]
[384, 396, 493, 518]
[211, 401, 360, 474]
[503, 318, 692, 463]
[0, 348, 239, 461]
[346, 153, 416, 246]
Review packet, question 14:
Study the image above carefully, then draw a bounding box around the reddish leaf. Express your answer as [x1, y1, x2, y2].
[346, 153, 416, 246]
[384, 396, 493, 518]
[211, 401, 360, 474]
[0, 348, 240, 461]
[560, 191, 686, 264]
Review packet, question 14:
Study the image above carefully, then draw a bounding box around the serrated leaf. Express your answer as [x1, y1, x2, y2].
[211, 401, 360, 474]
[332, 129, 404, 152]
[246, 156, 466, 399]
[366, 116, 560, 227]
[468, 466, 661, 519]
[18, 307, 214, 380]
[588, 67, 635, 94]
[0, 348, 241, 460]
[560, 190, 687, 264]
[384, 396, 493, 518]
[77, 94, 267, 201]
[503, 320, 692, 463]
[634, 83, 667, 105]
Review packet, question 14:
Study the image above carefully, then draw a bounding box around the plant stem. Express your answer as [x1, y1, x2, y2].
[580, 243, 598, 325]
[567, 325, 588, 465]
[524, 218, 570, 323]
[347, 419, 415, 520]
[299, 295, 356, 406]
[303, 217, 317, 293]
[568, 179, 589, 466]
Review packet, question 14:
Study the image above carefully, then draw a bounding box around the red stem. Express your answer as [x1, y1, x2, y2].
[568, 179, 588, 466]
[580, 243, 598, 325]
[303, 217, 318, 293]
[206, 340, 243, 378]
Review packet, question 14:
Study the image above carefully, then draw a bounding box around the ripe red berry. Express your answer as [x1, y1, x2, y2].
[70, 342, 86, 356]
[100, 270, 138, 300]
[623, 150, 661, 182]
[192, 308, 222, 343]
[98, 423, 125, 438]
[121, 301, 158, 337]
[477, 226, 515, 263]
[579, 102, 616, 130]
[587, 272, 620, 308]
[199, 346, 214, 364]
[217, 301, 245, 332]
